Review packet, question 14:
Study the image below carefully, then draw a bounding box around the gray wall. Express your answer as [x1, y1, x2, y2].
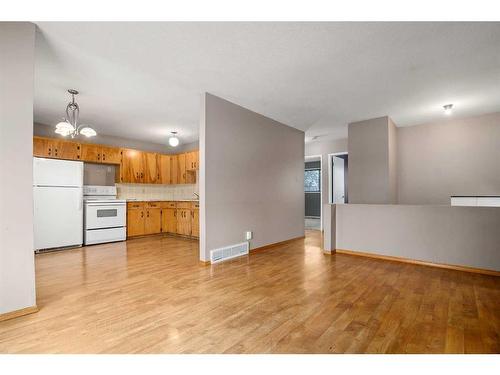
[397, 112, 500, 204]
[200, 93, 304, 261]
[305, 138, 348, 210]
[348, 116, 398, 204]
[0, 23, 37, 314]
[332, 204, 500, 272]
[34, 122, 199, 154]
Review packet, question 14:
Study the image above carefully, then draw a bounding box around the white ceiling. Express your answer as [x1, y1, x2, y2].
[34, 22, 500, 145]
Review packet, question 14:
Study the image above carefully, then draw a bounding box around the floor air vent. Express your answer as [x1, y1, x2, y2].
[210, 242, 249, 264]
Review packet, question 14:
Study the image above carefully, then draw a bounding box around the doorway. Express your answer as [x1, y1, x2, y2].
[329, 153, 348, 204]
[304, 156, 321, 230]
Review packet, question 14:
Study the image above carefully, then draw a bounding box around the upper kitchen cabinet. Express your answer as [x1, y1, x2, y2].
[81, 143, 121, 165]
[100, 146, 122, 164]
[143, 152, 159, 184]
[170, 155, 179, 185]
[121, 148, 144, 183]
[186, 150, 199, 171]
[80, 143, 100, 162]
[177, 153, 187, 184]
[33, 136, 81, 160]
[158, 154, 172, 184]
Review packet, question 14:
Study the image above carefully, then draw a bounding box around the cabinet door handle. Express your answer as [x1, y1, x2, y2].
[97, 153, 100, 161]
[147, 211, 149, 218]
[103, 154, 106, 161]
[141, 211, 143, 218]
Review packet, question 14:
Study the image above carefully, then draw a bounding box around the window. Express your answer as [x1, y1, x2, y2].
[304, 169, 320, 192]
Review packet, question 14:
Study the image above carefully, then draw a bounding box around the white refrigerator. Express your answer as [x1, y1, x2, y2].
[33, 157, 84, 251]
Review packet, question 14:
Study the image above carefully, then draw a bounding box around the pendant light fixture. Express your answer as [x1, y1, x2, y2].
[169, 131, 180, 147]
[54, 89, 97, 138]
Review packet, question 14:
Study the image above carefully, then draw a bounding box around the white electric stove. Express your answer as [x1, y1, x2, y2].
[83, 185, 127, 245]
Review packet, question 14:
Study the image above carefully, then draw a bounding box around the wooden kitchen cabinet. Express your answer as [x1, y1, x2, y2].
[158, 154, 172, 184]
[80, 143, 101, 162]
[176, 208, 192, 236]
[144, 203, 162, 235]
[127, 202, 145, 237]
[191, 204, 199, 238]
[121, 149, 144, 183]
[100, 146, 121, 164]
[186, 150, 199, 171]
[81, 143, 121, 165]
[33, 137, 81, 160]
[143, 152, 159, 184]
[51, 139, 81, 160]
[177, 153, 187, 184]
[170, 155, 179, 184]
[161, 207, 177, 233]
[32, 136, 198, 186]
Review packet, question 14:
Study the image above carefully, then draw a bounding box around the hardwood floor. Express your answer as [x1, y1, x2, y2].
[0, 231, 499, 353]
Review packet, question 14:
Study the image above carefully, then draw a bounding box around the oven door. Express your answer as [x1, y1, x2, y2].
[85, 202, 126, 230]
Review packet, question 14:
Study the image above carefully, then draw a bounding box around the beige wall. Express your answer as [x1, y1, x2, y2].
[0, 23, 37, 314]
[331, 203, 500, 272]
[200, 93, 304, 261]
[34, 122, 199, 154]
[397, 112, 500, 204]
[348, 116, 397, 204]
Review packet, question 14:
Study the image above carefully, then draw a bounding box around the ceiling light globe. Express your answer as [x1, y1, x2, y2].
[55, 121, 75, 136]
[79, 127, 97, 137]
[169, 136, 179, 147]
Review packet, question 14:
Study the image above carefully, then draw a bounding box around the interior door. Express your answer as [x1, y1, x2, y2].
[332, 156, 345, 204]
[304, 161, 321, 217]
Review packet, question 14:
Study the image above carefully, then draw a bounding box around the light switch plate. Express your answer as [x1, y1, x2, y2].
[245, 231, 253, 241]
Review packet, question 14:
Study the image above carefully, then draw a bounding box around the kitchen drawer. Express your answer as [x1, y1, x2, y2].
[127, 202, 144, 210]
[161, 201, 177, 209]
[146, 201, 161, 208]
[192, 202, 199, 209]
[176, 202, 192, 209]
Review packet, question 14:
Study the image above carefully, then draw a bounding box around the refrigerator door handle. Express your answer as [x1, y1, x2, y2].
[78, 188, 83, 211]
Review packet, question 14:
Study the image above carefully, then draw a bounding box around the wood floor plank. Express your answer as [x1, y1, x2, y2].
[0, 230, 499, 353]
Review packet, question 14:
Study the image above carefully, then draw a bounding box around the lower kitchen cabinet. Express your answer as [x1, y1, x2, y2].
[161, 207, 177, 234]
[127, 201, 199, 239]
[127, 203, 145, 237]
[191, 208, 199, 237]
[176, 209, 192, 236]
[144, 206, 162, 235]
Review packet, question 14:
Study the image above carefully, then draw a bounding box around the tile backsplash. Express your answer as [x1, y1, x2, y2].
[116, 183, 198, 201]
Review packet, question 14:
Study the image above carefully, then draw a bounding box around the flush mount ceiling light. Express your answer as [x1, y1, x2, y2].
[168, 131, 180, 147]
[443, 104, 453, 115]
[54, 89, 97, 138]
